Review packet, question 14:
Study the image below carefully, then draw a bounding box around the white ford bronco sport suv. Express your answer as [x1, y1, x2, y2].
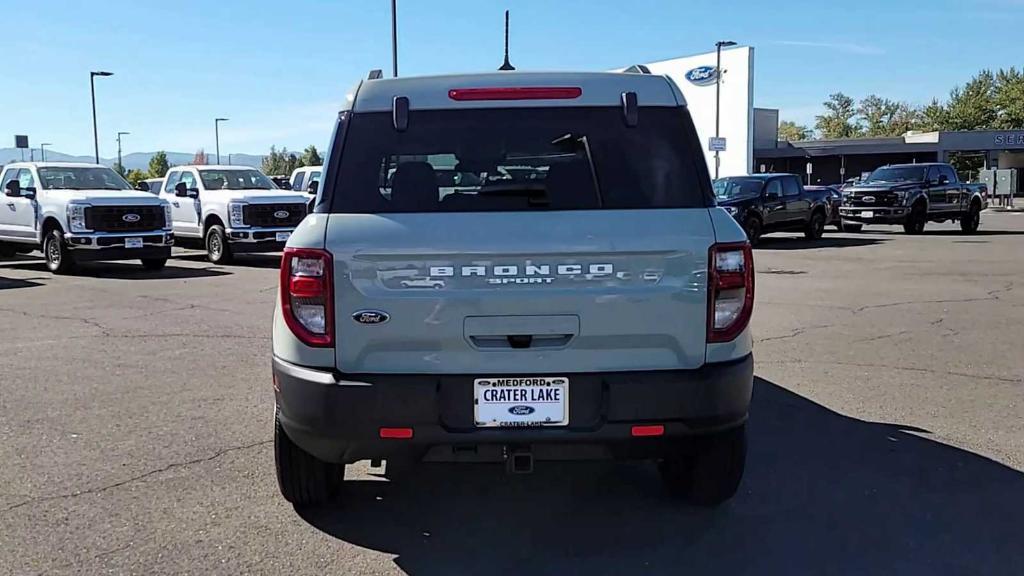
[0, 162, 173, 273]
[159, 165, 310, 263]
[272, 71, 755, 507]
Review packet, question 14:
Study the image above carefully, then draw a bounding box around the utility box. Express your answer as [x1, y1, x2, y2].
[980, 169, 997, 194]
[996, 169, 1018, 197]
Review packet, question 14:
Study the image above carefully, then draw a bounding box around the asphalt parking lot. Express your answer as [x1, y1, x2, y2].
[2, 212, 1023, 575]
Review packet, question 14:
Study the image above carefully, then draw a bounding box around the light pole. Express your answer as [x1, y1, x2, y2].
[116, 131, 130, 174]
[40, 143, 51, 162]
[214, 118, 229, 164]
[714, 41, 736, 179]
[391, 0, 398, 77]
[90, 71, 114, 164]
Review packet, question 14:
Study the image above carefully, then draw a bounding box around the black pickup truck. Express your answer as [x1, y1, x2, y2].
[713, 173, 833, 245]
[839, 163, 987, 234]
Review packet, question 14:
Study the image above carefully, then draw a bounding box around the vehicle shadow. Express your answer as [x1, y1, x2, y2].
[0, 275, 44, 290]
[174, 252, 282, 269]
[297, 377, 1024, 575]
[2, 261, 230, 280]
[756, 235, 887, 250]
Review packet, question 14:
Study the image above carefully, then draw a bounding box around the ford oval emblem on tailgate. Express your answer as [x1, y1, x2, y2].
[352, 310, 390, 325]
[122, 213, 141, 223]
[509, 405, 535, 416]
[273, 210, 289, 219]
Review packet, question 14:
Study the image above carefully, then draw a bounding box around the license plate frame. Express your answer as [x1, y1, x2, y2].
[125, 237, 144, 249]
[275, 232, 291, 242]
[861, 211, 874, 219]
[474, 377, 569, 428]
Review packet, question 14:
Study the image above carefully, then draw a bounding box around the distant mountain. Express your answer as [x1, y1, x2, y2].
[0, 148, 267, 172]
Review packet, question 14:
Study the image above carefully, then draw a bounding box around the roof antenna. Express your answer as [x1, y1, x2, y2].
[498, 10, 515, 71]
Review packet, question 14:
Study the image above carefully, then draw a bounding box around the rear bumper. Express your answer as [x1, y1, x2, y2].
[838, 206, 907, 223]
[273, 353, 754, 464]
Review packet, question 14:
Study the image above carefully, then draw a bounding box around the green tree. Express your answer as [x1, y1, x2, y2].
[857, 95, 899, 137]
[125, 169, 148, 187]
[994, 67, 1024, 129]
[262, 146, 302, 175]
[944, 70, 997, 131]
[815, 93, 863, 139]
[148, 151, 171, 178]
[917, 99, 947, 132]
[300, 145, 323, 167]
[778, 120, 811, 142]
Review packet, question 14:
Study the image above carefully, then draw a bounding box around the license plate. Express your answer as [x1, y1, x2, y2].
[474, 377, 568, 427]
[125, 237, 143, 249]
[861, 211, 874, 219]
[275, 232, 291, 242]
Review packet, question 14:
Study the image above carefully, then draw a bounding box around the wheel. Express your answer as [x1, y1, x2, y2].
[43, 228, 76, 275]
[804, 210, 826, 239]
[660, 424, 747, 507]
[205, 224, 233, 264]
[960, 202, 981, 233]
[141, 257, 168, 271]
[840, 221, 862, 233]
[742, 216, 762, 246]
[275, 406, 345, 506]
[903, 204, 927, 234]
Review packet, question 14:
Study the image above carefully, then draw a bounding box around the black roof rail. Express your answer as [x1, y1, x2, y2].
[367, 69, 384, 80]
[623, 64, 652, 74]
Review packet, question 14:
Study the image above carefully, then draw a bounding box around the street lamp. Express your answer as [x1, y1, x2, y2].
[391, 0, 398, 77]
[116, 131, 130, 174]
[40, 143, 52, 162]
[90, 71, 114, 164]
[214, 118, 229, 164]
[714, 41, 736, 179]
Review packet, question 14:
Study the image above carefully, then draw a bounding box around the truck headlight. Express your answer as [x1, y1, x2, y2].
[228, 202, 247, 227]
[162, 203, 173, 229]
[67, 204, 90, 233]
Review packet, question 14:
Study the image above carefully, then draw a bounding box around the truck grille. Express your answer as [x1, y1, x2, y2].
[242, 203, 307, 227]
[848, 193, 899, 207]
[84, 206, 165, 232]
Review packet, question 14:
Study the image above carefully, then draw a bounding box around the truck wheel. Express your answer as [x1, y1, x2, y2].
[275, 406, 345, 506]
[43, 229, 76, 275]
[743, 216, 762, 246]
[660, 424, 747, 507]
[960, 202, 981, 233]
[141, 258, 168, 271]
[903, 204, 926, 234]
[804, 210, 826, 239]
[205, 224, 234, 264]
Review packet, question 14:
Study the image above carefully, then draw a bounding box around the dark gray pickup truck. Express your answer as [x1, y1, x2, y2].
[839, 163, 987, 234]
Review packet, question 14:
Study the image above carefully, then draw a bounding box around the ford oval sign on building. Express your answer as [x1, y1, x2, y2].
[685, 66, 719, 86]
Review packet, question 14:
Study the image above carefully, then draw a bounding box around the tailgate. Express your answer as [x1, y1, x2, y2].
[327, 209, 714, 374]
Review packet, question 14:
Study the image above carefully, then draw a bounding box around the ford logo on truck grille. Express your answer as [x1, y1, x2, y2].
[122, 213, 141, 223]
[861, 196, 876, 203]
[509, 405, 535, 416]
[352, 310, 390, 325]
[273, 210, 290, 219]
[685, 66, 719, 86]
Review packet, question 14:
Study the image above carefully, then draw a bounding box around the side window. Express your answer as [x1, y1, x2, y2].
[940, 165, 957, 184]
[0, 168, 18, 189]
[765, 179, 783, 198]
[164, 171, 181, 193]
[18, 169, 36, 189]
[782, 176, 801, 197]
[926, 166, 940, 184]
[292, 172, 305, 191]
[179, 171, 197, 190]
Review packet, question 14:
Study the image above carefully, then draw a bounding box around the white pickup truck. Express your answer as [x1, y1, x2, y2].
[159, 165, 311, 263]
[0, 162, 174, 274]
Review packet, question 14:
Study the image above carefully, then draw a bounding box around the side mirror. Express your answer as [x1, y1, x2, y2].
[306, 180, 319, 195]
[765, 191, 780, 201]
[4, 179, 20, 197]
[174, 182, 188, 197]
[136, 181, 151, 192]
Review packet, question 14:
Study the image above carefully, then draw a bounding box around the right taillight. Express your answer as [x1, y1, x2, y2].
[708, 242, 754, 343]
[281, 247, 333, 347]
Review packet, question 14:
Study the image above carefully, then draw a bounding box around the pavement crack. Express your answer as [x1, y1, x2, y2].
[1, 440, 271, 515]
[852, 282, 1016, 315]
[852, 329, 911, 344]
[0, 307, 112, 335]
[756, 323, 834, 343]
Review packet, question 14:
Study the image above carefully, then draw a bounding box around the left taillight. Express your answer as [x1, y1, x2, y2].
[708, 242, 754, 343]
[280, 247, 333, 347]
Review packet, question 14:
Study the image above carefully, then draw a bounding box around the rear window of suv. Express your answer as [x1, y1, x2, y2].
[326, 106, 711, 213]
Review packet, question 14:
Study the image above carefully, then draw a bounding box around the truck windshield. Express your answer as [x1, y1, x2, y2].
[864, 166, 926, 184]
[199, 169, 276, 190]
[37, 167, 132, 190]
[714, 177, 764, 200]
[327, 106, 711, 213]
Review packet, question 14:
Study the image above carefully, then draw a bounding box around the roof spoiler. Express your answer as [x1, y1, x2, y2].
[623, 64, 652, 74]
[367, 69, 384, 80]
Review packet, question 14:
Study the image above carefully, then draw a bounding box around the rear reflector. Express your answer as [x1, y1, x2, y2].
[631, 425, 665, 437]
[379, 427, 414, 439]
[448, 87, 582, 101]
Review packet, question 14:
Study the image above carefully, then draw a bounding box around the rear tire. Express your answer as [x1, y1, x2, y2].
[141, 257, 168, 271]
[804, 210, 826, 240]
[43, 228, 76, 275]
[743, 216, 762, 246]
[903, 203, 927, 234]
[960, 202, 981, 233]
[205, 224, 233, 265]
[275, 407, 345, 506]
[660, 424, 747, 507]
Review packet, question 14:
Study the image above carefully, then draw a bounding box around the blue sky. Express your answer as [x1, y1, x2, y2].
[3, 0, 1022, 157]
